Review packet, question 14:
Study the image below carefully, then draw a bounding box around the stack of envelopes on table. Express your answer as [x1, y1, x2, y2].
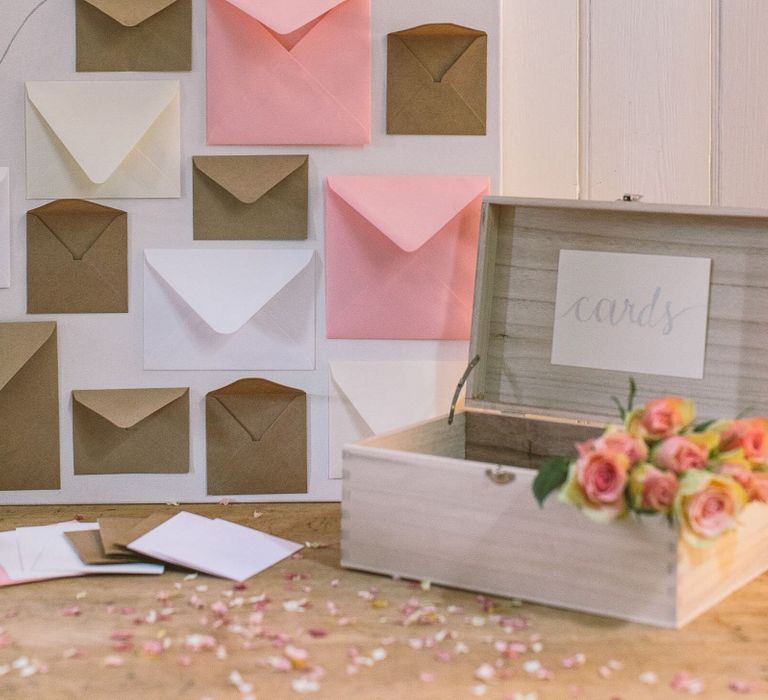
[0, 513, 302, 585]
[0, 522, 164, 587]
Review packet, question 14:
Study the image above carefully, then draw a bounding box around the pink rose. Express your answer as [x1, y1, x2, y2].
[720, 418, 768, 464]
[576, 450, 629, 505]
[627, 397, 695, 440]
[720, 463, 768, 503]
[597, 431, 648, 465]
[653, 436, 708, 473]
[752, 474, 768, 503]
[684, 487, 739, 539]
[675, 472, 748, 545]
[641, 467, 678, 512]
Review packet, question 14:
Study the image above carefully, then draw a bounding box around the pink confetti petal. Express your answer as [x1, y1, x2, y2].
[103, 655, 125, 668]
[61, 606, 81, 617]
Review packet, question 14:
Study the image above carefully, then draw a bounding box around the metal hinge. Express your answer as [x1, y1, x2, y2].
[448, 354, 480, 425]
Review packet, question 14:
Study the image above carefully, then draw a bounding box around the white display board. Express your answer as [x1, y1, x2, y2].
[0, 0, 501, 504]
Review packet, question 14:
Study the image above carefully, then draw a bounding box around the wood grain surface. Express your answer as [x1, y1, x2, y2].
[1, 503, 763, 699]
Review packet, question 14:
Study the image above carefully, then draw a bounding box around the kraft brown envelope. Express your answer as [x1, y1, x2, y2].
[76, 0, 192, 73]
[27, 200, 128, 314]
[206, 379, 307, 495]
[0, 322, 60, 491]
[73, 388, 190, 475]
[97, 517, 143, 555]
[387, 23, 487, 135]
[64, 530, 148, 565]
[193, 155, 309, 241]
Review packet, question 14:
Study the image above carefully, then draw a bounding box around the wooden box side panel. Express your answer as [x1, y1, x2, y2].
[355, 411, 467, 461]
[342, 424, 680, 627]
[677, 503, 768, 626]
[470, 202, 768, 424]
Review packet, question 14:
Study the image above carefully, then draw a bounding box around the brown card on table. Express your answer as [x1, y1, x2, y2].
[387, 23, 487, 135]
[73, 388, 190, 475]
[27, 200, 128, 314]
[65, 530, 147, 565]
[193, 155, 309, 240]
[76, 0, 192, 72]
[206, 379, 308, 495]
[0, 322, 60, 491]
[97, 516, 143, 556]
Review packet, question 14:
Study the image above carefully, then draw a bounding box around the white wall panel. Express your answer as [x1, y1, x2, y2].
[502, 0, 579, 198]
[719, 0, 768, 208]
[587, 0, 711, 204]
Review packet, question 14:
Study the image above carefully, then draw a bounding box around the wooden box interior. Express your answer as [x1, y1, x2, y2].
[365, 411, 602, 470]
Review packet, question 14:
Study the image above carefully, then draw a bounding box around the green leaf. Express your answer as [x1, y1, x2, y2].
[533, 456, 571, 507]
[693, 419, 716, 433]
[627, 377, 637, 412]
[611, 396, 626, 421]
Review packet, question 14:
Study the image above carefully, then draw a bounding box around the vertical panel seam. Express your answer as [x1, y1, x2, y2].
[710, 0, 721, 207]
[577, 0, 591, 200]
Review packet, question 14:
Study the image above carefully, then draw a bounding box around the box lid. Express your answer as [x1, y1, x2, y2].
[466, 196, 768, 425]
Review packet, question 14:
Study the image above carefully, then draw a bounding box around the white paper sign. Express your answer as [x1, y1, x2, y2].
[551, 250, 711, 379]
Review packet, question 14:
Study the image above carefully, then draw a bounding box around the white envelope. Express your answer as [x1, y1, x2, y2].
[26, 81, 181, 199]
[15, 522, 164, 576]
[0, 530, 75, 586]
[0, 168, 8, 288]
[128, 512, 302, 582]
[328, 360, 465, 478]
[144, 249, 316, 370]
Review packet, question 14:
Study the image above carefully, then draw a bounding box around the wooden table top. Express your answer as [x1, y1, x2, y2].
[0, 503, 765, 700]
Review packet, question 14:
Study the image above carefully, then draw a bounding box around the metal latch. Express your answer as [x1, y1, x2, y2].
[448, 354, 480, 425]
[621, 193, 644, 202]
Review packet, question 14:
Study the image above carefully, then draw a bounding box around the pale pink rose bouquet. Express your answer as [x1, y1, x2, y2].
[534, 381, 768, 546]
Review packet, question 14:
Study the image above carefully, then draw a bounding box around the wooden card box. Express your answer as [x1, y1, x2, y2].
[341, 197, 768, 628]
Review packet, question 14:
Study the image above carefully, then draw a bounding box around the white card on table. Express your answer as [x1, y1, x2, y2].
[551, 250, 711, 379]
[127, 511, 303, 582]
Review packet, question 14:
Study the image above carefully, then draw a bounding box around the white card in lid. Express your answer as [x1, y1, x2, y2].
[127, 511, 303, 582]
[551, 250, 712, 379]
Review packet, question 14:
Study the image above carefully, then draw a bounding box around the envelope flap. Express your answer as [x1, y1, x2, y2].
[327, 176, 490, 252]
[193, 156, 308, 204]
[330, 361, 465, 435]
[81, 0, 180, 26]
[73, 388, 188, 429]
[28, 199, 125, 260]
[26, 81, 179, 185]
[210, 379, 304, 441]
[145, 249, 314, 335]
[0, 322, 56, 393]
[392, 24, 487, 82]
[222, 0, 348, 35]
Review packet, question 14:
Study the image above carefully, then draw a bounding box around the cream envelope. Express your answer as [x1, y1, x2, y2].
[206, 0, 371, 145]
[26, 81, 181, 199]
[0, 168, 8, 288]
[328, 361, 465, 479]
[144, 249, 316, 370]
[326, 176, 490, 339]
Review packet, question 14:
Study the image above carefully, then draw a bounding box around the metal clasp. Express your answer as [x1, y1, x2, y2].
[486, 465, 516, 485]
[448, 355, 480, 425]
[621, 193, 644, 202]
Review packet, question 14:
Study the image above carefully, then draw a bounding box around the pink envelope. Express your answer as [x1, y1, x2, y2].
[326, 176, 490, 340]
[207, 0, 371, 145]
